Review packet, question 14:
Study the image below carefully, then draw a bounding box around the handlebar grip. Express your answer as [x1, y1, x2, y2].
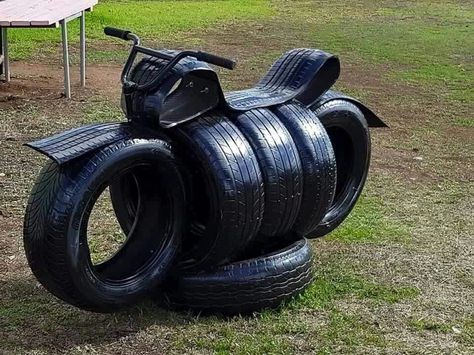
[197, 51, 236, 70]
[104, 27, 131, 40]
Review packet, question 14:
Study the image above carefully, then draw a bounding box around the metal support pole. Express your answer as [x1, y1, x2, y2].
[80, 10, 86, 87]
[61, 20, 71, 98]
[0, 27, 3, 77]
[1, 27, 10, 82]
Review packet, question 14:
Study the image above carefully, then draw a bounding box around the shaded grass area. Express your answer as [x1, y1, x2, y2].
[297, 267, 419, 310]
[0, 258, 419, 353]
[7, 0, 273, 60]
[453, 117, 474, 128]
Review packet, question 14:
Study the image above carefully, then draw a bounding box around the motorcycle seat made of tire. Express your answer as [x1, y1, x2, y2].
[223, 48, 340, 111]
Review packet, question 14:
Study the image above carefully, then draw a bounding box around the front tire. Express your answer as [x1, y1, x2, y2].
[23, 138, 186, 312]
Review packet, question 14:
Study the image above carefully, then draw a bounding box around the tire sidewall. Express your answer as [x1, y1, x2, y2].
[61, 140, 185, 307]
[313, 100, 370, 236]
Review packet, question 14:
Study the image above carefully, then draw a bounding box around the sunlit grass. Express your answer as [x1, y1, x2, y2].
[6, 0, 273, 60]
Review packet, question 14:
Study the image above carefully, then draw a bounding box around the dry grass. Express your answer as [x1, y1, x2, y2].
[0, 0, 473, 353]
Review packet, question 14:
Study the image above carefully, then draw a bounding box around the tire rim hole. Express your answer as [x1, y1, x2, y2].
[87, 190, 126, 265]
[87, 175, 139, 266]
[326, 126, 354, 203]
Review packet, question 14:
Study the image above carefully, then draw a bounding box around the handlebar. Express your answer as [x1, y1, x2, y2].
[104, 27, 130, 40]
[103, 27, 236, 92]
[195, 51, 236, 70]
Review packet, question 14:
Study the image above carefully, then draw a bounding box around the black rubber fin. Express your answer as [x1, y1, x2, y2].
[313, 90, 388, 128]
[25, 122, 151, 164]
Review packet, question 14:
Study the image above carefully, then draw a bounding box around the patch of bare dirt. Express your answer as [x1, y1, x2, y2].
[0, 62, 122, 105]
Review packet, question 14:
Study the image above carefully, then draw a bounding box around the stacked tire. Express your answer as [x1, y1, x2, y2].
[24, 86, 371, 315]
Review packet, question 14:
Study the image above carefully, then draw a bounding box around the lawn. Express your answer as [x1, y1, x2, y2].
[0, 0, 473, 353]
[6, 0, 274, 60]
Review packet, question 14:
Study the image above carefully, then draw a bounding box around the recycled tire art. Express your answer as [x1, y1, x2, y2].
[24, 28, 386, 313]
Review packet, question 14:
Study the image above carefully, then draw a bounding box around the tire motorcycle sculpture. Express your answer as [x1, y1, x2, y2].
[23, 28, 386, 313]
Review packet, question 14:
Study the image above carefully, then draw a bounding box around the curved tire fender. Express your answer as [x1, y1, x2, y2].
[25, 122, 155, 165]
[312, 89, 388, 128]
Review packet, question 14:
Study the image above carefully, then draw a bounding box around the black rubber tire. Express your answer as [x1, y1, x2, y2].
[272, 103, 337, 237]
[170, 113, 265, 270]
[23, 138, 186, 312]
[233, 108, 303, 239]
[113, 58, 265, 269]
[163, 238, 313, 315]
[310, 100, 371, 237]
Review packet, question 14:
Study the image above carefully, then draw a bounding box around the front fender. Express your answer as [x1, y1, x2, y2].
[314, 90, 388, 128]
[25, 122, 154, 165]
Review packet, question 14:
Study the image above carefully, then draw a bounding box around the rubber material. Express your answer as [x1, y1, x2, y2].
[104, 27, 131, 41]
[124, 54, 221, 128]
[25, 123, 152, 164]
[233, 108, 303, 239]
[310, 100, 371, 237]
[273, 103, 336, 237]
[225, 48, 340, 111]
[314, 89, 387, 128]
[124, 48, 339, 128]
[163, 239, 313, 314]
[197, 51, 236, 70]
[172, 113, 264, 270]
[23, 138, 186, 312]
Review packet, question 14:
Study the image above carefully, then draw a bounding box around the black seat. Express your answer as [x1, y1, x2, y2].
[224, 48, 340, 111]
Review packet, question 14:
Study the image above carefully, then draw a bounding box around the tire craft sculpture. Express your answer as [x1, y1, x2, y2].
[23, 28, 387, 314]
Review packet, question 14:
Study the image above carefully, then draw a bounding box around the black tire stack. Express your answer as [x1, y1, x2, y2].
[24, 76, 371, 316]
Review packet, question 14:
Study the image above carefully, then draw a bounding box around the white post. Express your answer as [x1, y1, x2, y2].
[61, 19, 71, 98]
[1, 28, 10, 82]
[80, 10, 86, 87]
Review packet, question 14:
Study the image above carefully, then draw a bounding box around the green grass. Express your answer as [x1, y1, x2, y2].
[172, 326, 292, 355]
[156, 262, 419, 354]
[81, 98, 124, 123]
[409, 318, 454, 333]
[290, 0, 473, 103]
[0, 251, 420, 353]
[7, 0, 273, 60]
[453, 117, 474, 128]
[294, 266, 419, 310]
[2, 1, 473, 353]
[326, 194, 410, 244]
[409, 317, 474, 345]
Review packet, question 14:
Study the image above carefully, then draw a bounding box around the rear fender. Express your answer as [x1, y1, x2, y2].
[25, 122, 154, 165]
[313, 90, 388, 128]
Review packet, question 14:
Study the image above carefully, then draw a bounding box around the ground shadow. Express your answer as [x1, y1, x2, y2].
[0, 277, 199, 353]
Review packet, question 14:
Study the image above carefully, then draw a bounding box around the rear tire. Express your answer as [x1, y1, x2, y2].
[23, 138, 186, 312]
[310, 100, 371, 237]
